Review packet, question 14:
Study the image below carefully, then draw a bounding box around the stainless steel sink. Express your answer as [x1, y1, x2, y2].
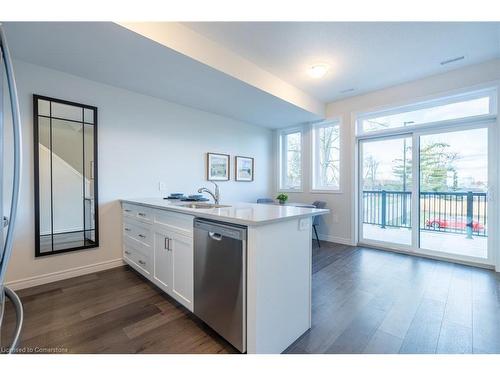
[178, 202, 231, 209]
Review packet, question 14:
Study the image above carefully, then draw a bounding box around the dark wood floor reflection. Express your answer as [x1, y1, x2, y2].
[2, 241, 500, 353]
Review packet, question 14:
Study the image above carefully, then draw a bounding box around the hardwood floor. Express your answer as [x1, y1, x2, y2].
[1, 267, 237, 353]
[286, 243, 500, 354]
[2, 241, 500, 354]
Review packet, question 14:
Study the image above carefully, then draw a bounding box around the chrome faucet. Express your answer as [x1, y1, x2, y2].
[197, 181, 220, 204]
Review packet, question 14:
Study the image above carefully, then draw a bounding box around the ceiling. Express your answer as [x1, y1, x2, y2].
[184, 22, 500, 102]
[4, 22, 500, 128]
[4, 22, 321, 128]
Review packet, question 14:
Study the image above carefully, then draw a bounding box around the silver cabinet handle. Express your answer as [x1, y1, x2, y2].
[164, 237, 169, 250]
[168, 237, 172, 251]
[124, 227, 131, 232]
[138, 234, 146, 238]
[124, 250, 131, 255]
[138, 260, 146, 266]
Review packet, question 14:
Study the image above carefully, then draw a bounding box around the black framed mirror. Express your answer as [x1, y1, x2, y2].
[33, 95, 98, 256]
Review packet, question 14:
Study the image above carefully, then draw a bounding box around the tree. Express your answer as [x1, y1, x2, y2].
[391, 140, 412, 191]
[286, 133, 301, 187]
[363, 155, 380, 190]
[420, 142, 459, 191]
[318, 125, 340, 187]
[392, 141, 459, 192]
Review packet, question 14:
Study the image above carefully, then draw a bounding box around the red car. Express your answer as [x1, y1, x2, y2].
[425, 219, 485, 231]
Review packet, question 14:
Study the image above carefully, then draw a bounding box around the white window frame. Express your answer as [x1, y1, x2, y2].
[278, 126, 304, 192]
[356, 87, 498, 138]
[353, 83, 499, 267]
[311, 120, 341, 193]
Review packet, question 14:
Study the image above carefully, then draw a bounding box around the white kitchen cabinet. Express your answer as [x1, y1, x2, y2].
[169, 232, 193, 309]
[123, 240, 151, 277]
[152, 227, 193, 311]
[122, 202, 194, 312]
[153, 229, 172, 291]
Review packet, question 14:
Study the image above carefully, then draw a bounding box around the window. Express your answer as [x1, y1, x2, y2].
[312, 121, 340, 191]
[357, 88, 496, 135]
[279, 128, 302, 190]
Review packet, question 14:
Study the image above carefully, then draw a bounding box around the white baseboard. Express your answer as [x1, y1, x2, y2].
[5, 258, 125, 291]
[318, 233, 355, 246]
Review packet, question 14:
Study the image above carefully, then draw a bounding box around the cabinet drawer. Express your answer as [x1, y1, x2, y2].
[154, 209, 194, 236]
[123, 242, 151, 276]
[122, 203, 153, 223]
[123, 219, 152, 247]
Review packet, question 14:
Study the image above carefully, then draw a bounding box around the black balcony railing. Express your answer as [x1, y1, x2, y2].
[362, 190, 488, 237]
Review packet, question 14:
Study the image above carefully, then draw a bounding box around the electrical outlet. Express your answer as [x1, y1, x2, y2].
[158, 181, 167, 192]
[299, 218, 309, 231]
[332, 214, 339, 224]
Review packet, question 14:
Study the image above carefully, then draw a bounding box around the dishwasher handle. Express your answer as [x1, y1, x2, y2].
[194, 219, 247, 241]
[208, 232, 223, 241]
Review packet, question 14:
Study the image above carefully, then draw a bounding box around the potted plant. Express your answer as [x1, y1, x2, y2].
[276, 193, 288, 205]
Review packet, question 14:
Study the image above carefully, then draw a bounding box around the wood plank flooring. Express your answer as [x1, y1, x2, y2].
[285, 243, 500, 354]
[2, 241, 500, 354]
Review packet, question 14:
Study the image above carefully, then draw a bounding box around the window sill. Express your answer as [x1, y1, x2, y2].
[278, 189, 303, 193]
[310, 189, 342, 195]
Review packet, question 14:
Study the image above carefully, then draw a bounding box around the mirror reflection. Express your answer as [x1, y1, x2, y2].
[34, 95, 98, 256]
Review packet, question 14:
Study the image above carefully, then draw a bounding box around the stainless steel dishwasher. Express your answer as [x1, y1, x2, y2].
[193, 218, 247, 353]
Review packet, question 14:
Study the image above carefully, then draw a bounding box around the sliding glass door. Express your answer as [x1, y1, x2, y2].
[358, 124, 493, 264]
[356, 88, 497, 265]
[359, 135, 413, 247]
[418, 126, 489, 260]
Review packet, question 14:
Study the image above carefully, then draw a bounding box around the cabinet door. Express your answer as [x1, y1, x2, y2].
[153, 230, 172, 292]
[170, 233, 194, 311]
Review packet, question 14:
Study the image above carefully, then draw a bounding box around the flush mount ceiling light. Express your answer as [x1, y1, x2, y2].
[307, 64, 329, 79]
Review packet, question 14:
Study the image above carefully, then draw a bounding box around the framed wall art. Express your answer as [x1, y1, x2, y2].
[235, 156, 254, 182]
[207, 152, 230, 181]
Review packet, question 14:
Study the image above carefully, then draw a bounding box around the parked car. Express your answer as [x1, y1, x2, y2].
[425, 219, 485, 231]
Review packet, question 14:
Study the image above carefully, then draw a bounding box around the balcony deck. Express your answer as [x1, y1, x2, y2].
[362, 224, 487, 259]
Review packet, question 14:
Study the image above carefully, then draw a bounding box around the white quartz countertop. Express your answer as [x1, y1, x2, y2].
[121, 198, 329, 226]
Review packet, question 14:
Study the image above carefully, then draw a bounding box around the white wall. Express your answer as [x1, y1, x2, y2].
[4, 60, 273, 287]
[277, 59, 500, 247]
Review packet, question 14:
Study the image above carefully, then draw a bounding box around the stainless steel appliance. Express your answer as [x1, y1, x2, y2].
[194, 219, 247, 353]
[0, 24, 23, 354]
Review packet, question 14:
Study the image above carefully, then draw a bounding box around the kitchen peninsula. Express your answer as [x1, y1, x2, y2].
[120, 198, 329, 354]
